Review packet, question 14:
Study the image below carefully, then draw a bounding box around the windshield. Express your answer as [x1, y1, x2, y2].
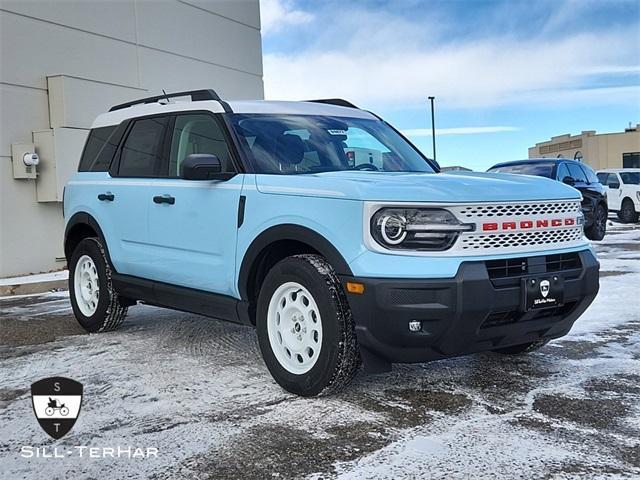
[487, 162, 556, 179]
[620, 172, 640, 185]
[229, 114, 435, 174]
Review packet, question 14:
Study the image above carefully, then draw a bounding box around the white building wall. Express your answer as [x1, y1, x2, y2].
[0, 0, 263, 277]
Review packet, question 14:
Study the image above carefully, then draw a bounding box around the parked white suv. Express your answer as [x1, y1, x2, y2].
[596, 169, 640, 223]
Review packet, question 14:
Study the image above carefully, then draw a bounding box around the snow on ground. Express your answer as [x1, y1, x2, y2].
[1, 221, 639, 479]
[0, 270, 68, 286]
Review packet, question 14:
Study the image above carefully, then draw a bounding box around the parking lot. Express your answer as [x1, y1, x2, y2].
[1, 220, 639, 479]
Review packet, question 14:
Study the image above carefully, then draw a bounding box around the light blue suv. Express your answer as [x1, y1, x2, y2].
[64, 90, 599, 396]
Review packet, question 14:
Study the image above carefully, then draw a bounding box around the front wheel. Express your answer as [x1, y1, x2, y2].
[584, 204, 607, 241]
[256, 254, 360, 396]
[618, 199, 639, 223]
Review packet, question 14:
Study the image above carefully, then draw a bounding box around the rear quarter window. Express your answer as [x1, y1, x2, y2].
[78, 125, 123, 172]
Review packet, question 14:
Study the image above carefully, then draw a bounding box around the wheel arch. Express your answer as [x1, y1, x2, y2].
[622, 196, 636, 207]
[238, 224, 353, 322]
[64, 212, 113, 267]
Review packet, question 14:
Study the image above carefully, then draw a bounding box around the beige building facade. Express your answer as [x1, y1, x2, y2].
[528, 125, 640, 171]
[0, 0, 264, 278]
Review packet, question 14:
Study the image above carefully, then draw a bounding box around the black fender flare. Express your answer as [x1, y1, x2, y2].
[64, 212, 114, 268]
[237, 224, 353, 300]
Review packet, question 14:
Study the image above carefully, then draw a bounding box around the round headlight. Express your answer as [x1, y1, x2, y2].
[371, 207, 472, 251]
[379, 214, 407, 244]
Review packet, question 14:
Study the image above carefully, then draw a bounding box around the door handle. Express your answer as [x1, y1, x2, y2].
[98, 192, 114, 201]
[153, 195, 175, 205]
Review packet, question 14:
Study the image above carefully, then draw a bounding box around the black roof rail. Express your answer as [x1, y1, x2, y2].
[307, 98, 359, 109]
[109, 89, 232, 113]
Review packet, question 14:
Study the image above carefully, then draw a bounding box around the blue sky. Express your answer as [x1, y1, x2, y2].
[259, 0, 640, 170]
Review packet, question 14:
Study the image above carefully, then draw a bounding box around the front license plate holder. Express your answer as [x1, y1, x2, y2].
[522, 275, 564, 311]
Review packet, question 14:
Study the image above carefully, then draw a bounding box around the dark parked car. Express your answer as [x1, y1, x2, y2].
[487, 159, 608, 240]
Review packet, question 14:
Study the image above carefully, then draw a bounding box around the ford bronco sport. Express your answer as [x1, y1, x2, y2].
[64, 90, 600, 396]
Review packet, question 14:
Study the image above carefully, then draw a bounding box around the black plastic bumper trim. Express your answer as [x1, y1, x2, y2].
[341, 249, 599, 372]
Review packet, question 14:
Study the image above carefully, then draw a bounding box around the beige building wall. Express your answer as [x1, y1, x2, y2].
[528, 126, 640, 170]
[0, 0, 263, 278]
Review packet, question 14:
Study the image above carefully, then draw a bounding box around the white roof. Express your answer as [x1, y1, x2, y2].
[92, 99, 375, 128]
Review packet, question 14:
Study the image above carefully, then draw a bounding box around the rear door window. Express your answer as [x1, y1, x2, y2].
[118, 117, 169, 177]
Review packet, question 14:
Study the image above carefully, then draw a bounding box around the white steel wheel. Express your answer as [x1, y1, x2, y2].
[74, 254, 100, 317]
[267, 282, 323, 374]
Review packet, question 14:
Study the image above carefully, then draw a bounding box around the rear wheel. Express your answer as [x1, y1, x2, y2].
[256, 254, 360, 396]
[618, 199, 639, 223]
[493, 340, 548, 355]
[584, 204, 607, 240]
[69, 238, 128, 333]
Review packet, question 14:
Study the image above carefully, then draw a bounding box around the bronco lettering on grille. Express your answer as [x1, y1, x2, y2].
[482, 218, 578, 232]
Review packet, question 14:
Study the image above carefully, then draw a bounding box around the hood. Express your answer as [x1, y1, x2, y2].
[255, 171, 581, 203]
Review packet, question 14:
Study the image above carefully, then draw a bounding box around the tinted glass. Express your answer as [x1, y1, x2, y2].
[567, 163, 587, 183]
[118, 117, 169, 177]
[169, 114, 234, 177]
[556, 163, 571, 181]
[620, 172, 640, 184]
[488, 162, 555, 178]
[78, 126, 119, 171]
[596, 172, 608, 183]
[579, 164, 599, 184]
[606, 174, 620, 188]
[229, 114, 434, 174]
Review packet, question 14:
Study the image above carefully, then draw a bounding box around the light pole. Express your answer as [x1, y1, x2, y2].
[428, 96, 436, 164]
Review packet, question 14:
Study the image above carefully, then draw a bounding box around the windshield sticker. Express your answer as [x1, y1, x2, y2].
[328, 129, 347, 135]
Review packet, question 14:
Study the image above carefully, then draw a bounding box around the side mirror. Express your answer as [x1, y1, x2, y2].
[562, 176, 576, 186]
[609, 182, 620, 189]
[181, 154, 234, 181]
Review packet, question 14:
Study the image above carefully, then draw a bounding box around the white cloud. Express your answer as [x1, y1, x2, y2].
[260, 0, 313, 35]
[262, 6, 639, 109]
[402, 126, 520, 137]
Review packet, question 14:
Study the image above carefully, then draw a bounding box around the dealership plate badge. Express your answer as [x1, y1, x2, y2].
[523, 276, 564, 311]
[31, 377, 83, 439]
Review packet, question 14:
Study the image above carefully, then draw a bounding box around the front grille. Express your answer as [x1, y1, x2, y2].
[458, 201, 580, 218]
[445, 200, 584, 255]
[486, 252, 582, 288]
[481, 301, 578, 329]
[460, 228, 583, 251]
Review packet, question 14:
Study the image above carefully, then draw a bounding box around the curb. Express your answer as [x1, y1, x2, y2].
[0, 279, 68, 297]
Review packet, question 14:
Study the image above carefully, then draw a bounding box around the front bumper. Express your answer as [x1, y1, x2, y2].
[342, 249, 599, 372]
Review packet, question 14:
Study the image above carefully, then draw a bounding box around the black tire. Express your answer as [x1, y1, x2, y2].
[69, 237, 128, 333]
[619, 198, 639, 223]
[256, 254, 360, 396]
[493, 340, 548, 355]
[584, 204, 607, 241]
